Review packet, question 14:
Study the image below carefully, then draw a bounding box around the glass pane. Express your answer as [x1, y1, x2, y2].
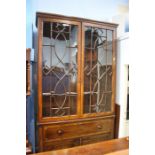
[42, 22, 78, 117]
[84, 27, 113, 114]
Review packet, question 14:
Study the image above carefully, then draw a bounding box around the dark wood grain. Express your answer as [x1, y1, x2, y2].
[114, 103, 120, 138]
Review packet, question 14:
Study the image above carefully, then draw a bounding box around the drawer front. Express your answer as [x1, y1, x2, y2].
[43, 138, 80, 151]
[43, 118, 114, 141]
[81, 132, 113, 145]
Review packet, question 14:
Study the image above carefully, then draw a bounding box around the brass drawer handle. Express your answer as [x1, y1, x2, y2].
[97, 125, 102, 129]
[57, 129, 64, 135]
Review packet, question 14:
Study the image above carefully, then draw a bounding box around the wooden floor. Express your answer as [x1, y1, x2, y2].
[31, 137, 129, 155]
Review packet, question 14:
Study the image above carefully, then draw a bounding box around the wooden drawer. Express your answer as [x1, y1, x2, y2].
[43, 118, 114, 141]
[43, 138, 80, 151]
[81, 132, 113, 145]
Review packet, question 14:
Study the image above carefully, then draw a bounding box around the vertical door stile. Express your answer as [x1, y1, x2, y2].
[112, 29, 116, 113]
[38, 17, 43, 122]
[80, 22, 85, 116]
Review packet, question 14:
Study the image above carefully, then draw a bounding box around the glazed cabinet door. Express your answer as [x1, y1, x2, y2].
[38, 18, 81, 122]
[82, 23, 116, 116]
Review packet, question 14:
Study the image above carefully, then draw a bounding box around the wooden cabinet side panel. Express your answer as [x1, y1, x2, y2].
[38, 127, 43, 152]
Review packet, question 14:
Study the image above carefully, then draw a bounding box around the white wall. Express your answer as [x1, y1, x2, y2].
[31, 0, 127, 23]
[26, 0, 32, 48]
[116, 32, 129, 137]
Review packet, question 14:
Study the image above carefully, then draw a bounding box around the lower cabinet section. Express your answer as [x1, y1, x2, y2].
[43, 132, 113, 151]
[38, 116, 115, 152]
[81, 132, 113, 145]
[44, 138, 80, 151]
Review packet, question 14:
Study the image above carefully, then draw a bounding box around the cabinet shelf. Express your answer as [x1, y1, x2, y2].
[42, 92, 77, 96]
[84, 91, 112, 95]
[42, 91, 112, 96]
[42, 44, 78, 49]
